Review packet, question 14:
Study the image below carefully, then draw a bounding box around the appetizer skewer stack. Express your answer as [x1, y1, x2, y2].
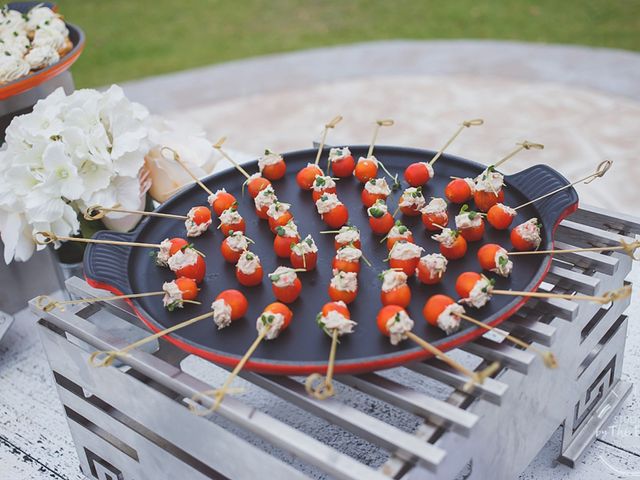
[33, 114, 628, 409]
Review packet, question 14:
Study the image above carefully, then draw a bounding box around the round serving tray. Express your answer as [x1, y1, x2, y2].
[0, 22, 85, 101]
[84, 146, 578, 375]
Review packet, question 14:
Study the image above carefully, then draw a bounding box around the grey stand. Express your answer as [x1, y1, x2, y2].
[30, 204, 638, 479]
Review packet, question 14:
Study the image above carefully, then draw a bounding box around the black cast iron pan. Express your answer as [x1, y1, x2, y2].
[84, 146, 578, 374]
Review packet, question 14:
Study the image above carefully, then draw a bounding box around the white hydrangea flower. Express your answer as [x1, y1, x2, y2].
[0, 86, 155, 263]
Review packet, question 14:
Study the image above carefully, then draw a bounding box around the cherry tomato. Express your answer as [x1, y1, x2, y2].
[354, 158, 378, 183]
[423, 294, 456, 327]
[272, 278, 302, 304]
[335, 238, 361, 250]
[247, 176, 271, 198]
[220, 218, 246, 236]
[445, 178, 473, 204]
[328, 285, 358, 304]
[262, 160, 286, 180]
[361, 188, 388, 208]
[474, 189, 504, 212]
[211, 191, 237, 217]
[332, 257, 361, 274]
[398, 188, 425, 216]
[439, 234, 467, 260]
[510, 228, 537, 251]
[416, 260, 444, 285]
[174, 253, 206, 283]
[386, 231, 414, 251]
[331, 154, 356, 177]
[455, 271, 482, 299]
[422, 211, 449, 231]
[168, 238, 189, 256]
[477, 243, 502, 271]
[296, 164, 323, 190]
[263, 302, 293, 330]
[236, 263, 263, 287]
[268, 211, 293, 233]
[190, 206, 212, 225]
[376, 305, 405, 336]
[175, 276, 199, 301]
[369, 213, 395, 235]
[273, 233, 300, 258]
[216, 289, 249, 320]
[459, 221, 485, 242]
[221, 237, 243, 263]
[381, 285, 411, 308]
[322, 204, 349, 229]
[290, 250, 317, 271]
[255, 205, 270, 220]
[487, 203, 516, 230]
[389, 257, 420, 277]
[312, 185, 337, 203]
[321, 301, 350, 319]
[404, 162, 432, 187]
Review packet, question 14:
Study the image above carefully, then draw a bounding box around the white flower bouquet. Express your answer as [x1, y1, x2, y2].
[0, 85, 151, 263]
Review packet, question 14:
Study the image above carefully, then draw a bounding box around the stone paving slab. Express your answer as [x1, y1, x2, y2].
[176, 74, 640, 216]
[121, 40, 640, 113]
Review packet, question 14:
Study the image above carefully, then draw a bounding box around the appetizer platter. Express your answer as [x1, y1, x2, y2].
[0, 3, 84, 99]
[78, 141, 583, 376]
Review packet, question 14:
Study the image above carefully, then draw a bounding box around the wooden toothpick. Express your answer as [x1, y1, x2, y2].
[365, 119, 400, 189]
[514, 160, 612, 211]
[314, 115, 343, 166]
[190, 330, 268, 414]
[88, 310, 215, 367]
[490, 285, 631, 304]
[367, 119, 394, 158]
[507, 238, 638, 259]
[84, 205, 187, 221]
[161, 146, 215, 195]
[212, 137, 252, 180]
[405, 331, 499, 391]
[35, 231, 162, 249]
[35, 292, 200, 312]
[492, 140, 544, 169]
[34, 231, 206, 258]
[305, 328, 339, 399]
[429, 118, 484, 166]
[457, 313, 557, 368]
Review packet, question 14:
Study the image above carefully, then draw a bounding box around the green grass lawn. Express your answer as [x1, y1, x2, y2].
[57, 0, 640, 88]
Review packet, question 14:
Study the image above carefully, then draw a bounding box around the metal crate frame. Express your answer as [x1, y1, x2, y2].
[30, 204, 638, 480]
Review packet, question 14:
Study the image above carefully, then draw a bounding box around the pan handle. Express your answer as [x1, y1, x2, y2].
[507, 164, 579, 236]
[83, 230, 134, 295]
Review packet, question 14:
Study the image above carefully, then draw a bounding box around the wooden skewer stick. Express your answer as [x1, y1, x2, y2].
[34, 231, 161, 249]
[34, 231, 206, 258]
[366, 119, 399, 188]
[305, 328, 339, 399]
[507, 239, 639, 260]
[367, 119, 394, 158]
[492, 140, 544, 169]
[514, 160, 612, 211]
[490, 285, 631, 304]
[212, 137, 252, 180]
[161, 146, 215, 196]
[429, 118, 484, 166]
[190, 330, 268, 414]
[88, 310, 215, 368]
[314, 115, 343, 166]
[405, 331, 499, 391]
[35, 292, 200, 312]
[84, 204, 187, 221]
[457, 313, 557, 368]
